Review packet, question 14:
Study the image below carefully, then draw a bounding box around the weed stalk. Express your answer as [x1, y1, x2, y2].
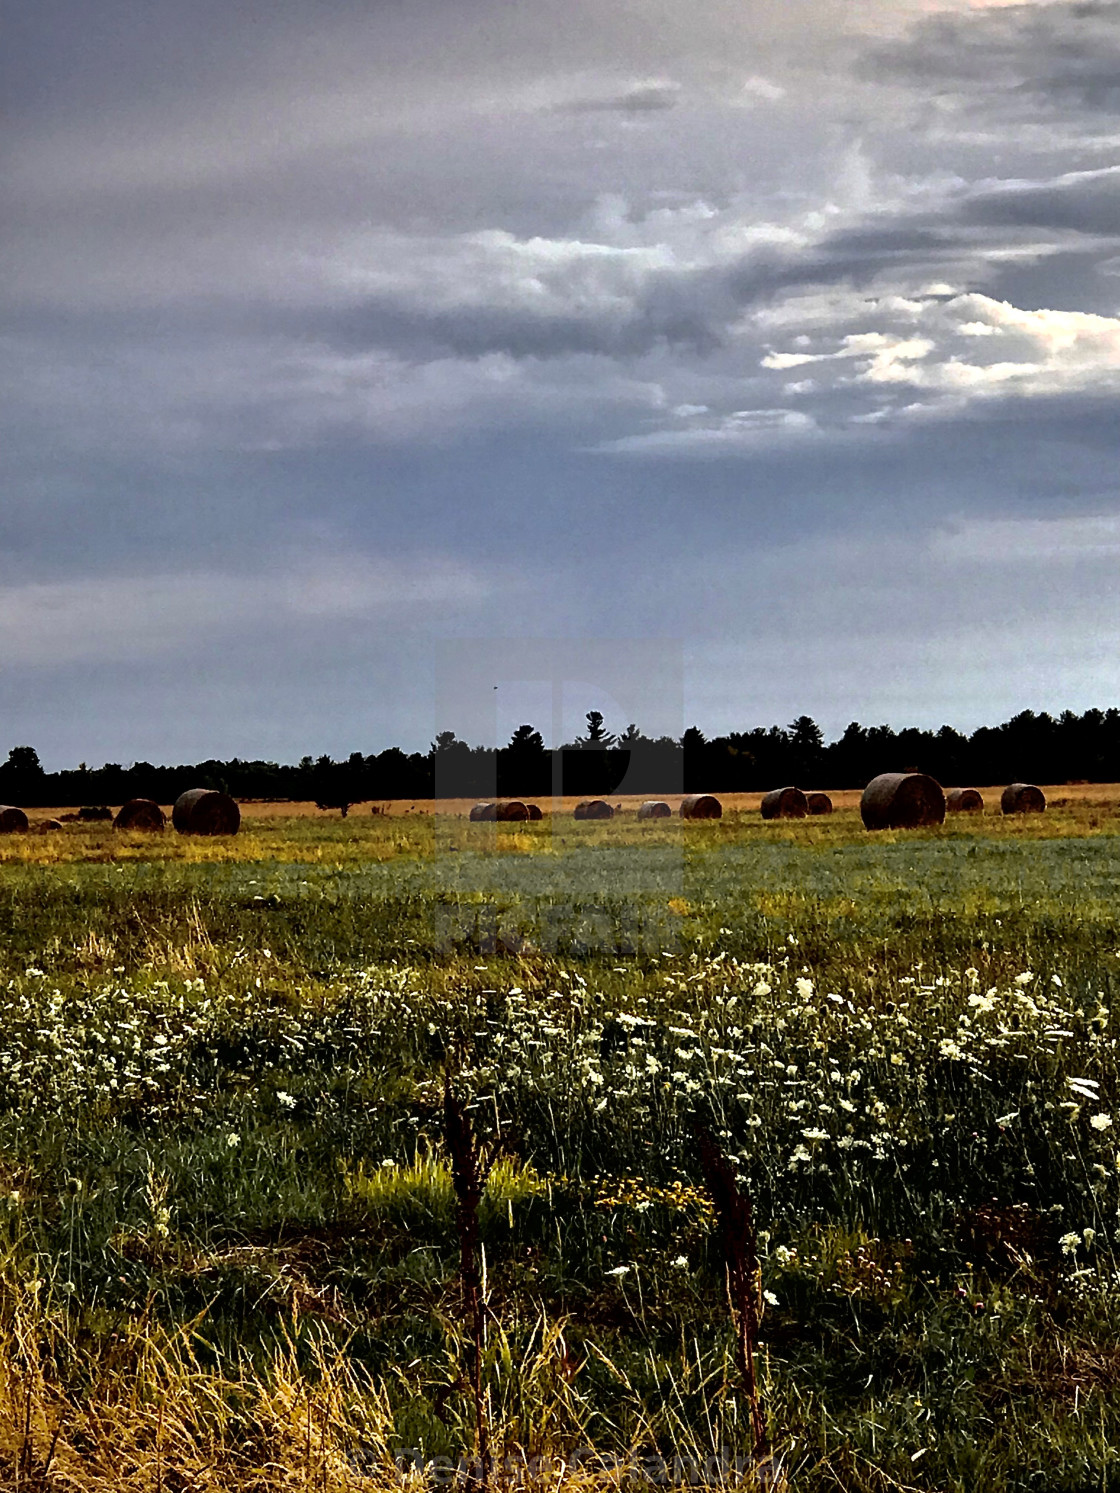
[443, 1076, 496, 1490]
[692, 1121, 770, 1461]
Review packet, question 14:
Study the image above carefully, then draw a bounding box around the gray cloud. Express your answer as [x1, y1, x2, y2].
[553, 78, 683, 113]
[5, 0, 1120, 763]
[963, 165, 1120, 235]
[868, 2, 1120, 114]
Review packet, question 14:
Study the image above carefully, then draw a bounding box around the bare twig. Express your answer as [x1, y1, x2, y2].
[692, 1121, 769, 1460]
[444, 1076, 496, 1491]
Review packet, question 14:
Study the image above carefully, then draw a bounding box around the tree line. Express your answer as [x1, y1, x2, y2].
[2, 706, 1118, 811]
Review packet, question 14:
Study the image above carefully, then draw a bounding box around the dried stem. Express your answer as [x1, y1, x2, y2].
[443, 1076, 495, 1491]
[692, 1121, 769, 1459]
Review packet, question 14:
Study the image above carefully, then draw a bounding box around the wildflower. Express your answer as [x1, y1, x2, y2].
[226, 1132, 241, 1148]
[606, 1265, 631, 1278]
[763, 1290, 780, 1307]
[671, 1255, 689, 1269]
[801, 1128, 829, 1142]
[276, 1091, 296, 1109]
[795, 978, 814, 999]
[753, 981, 771, 997]
[1091, 1114, 1113, 1131]
[1083, 1228, 1097, 1247]
[1014, 971, 1034, 986]
[1059, 1232, 1081, 1256]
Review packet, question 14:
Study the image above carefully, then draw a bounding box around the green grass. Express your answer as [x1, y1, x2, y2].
[2, 805, 1120, 1489]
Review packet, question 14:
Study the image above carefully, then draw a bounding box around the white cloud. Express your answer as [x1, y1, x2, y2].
[595, 407, 817, 454]
[757, 289, 1120, 419]
[736, 76, 787, 103]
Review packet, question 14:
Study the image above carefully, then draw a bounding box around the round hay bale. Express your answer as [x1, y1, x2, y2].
[575, 799, 613, 820]
[860, 772, 945, 831]
[33, 819, 63, 833]
[0, 806, 29, 833]
[1001, 783, 1046, 815]
[469, 802, 497, 822]
[114, 798, 167, 831]
[946, 788, 984, 815]
[172, 788, 241, 836]
[525, 803, 543, 821]
[680, 794, 723, 820]
[495, 799, 529, 822]
[637, 800, 672, 820]
[760, 787, 807, 820]
[806, 792, 833, 816]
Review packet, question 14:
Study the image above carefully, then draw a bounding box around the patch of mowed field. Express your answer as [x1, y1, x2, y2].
[2, 805, 1120, 1489]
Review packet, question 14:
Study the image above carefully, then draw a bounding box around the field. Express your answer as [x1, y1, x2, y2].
[3, 797, 1120, 1491]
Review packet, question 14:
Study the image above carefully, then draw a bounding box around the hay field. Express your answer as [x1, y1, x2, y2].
[30, 779, 1120, 826]
[169, 781, 1120, 816]
[2, 800, 1120, 1489]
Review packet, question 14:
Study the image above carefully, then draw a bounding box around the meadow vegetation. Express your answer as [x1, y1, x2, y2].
[2, 802, 1120, 1490]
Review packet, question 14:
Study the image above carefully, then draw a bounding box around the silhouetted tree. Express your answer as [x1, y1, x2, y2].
[499, 724, 548, 796]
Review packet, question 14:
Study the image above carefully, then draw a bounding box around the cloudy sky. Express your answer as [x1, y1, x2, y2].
[4, 0, 1120, 767]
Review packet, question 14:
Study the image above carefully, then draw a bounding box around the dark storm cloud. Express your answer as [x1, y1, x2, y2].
[962, 166, 1120, 236]
[868, 2, 1120, 114]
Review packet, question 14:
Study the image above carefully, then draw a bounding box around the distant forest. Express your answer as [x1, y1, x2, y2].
[2, 706, 1119, 810]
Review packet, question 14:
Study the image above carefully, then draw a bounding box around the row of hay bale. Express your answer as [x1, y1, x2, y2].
[946, 784, 1047, 815]
[760, 787, 833, 819]
[468, 795, 727, 821]
[757, 777, 1046, 828]
[468, 800, 544, 821]
[860, 774, 1047, 829]
[0, 789, 240, 836]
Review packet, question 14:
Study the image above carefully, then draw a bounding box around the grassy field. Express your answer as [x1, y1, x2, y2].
[3, 800, 1120, 1490]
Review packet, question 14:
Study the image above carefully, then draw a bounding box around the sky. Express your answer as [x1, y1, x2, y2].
[4, 0, 1120, 767]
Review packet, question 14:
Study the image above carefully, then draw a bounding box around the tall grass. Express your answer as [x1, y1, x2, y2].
[2, 807, 1120, 1487]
